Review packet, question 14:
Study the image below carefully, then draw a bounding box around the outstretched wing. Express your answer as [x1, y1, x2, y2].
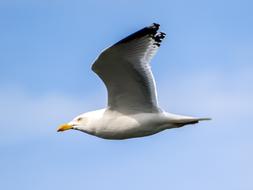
[92, 23, 166, 114]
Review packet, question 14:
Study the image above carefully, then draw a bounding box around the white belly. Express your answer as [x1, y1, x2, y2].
[89, 111, 171, 139]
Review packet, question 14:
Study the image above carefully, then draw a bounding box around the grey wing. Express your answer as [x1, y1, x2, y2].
[92, 23, 166, 114]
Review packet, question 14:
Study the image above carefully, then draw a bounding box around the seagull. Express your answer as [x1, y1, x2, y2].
[57, 23, 210, 139]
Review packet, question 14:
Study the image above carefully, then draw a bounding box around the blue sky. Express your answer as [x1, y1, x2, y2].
[0, 0, 253, 189]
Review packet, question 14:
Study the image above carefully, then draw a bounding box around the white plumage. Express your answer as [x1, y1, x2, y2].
[57, 23, 210, 139]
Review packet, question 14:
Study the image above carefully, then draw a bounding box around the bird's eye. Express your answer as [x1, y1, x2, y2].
[77, 117, 82, 122]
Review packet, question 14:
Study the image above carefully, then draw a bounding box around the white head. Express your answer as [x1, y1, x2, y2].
[57, 114, 90, 133]
[57, 109, 105, 135]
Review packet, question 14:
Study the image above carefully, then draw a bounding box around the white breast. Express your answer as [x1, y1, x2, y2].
[88, 109, 170, 139]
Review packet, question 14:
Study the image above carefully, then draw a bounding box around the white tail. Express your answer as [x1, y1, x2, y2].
[171, 117, 211, 125]
[196, 118, 212, 121]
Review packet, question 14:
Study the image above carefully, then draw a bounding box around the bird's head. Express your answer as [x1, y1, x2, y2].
[57, 115, 89, 133]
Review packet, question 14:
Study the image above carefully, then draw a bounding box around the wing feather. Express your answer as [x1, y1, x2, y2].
[92, 23, 166, 114]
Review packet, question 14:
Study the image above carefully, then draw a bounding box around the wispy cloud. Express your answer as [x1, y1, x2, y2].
[159, 68, 253, 118]
[0, 86, 105, 144]
[1, 68, 252, 145]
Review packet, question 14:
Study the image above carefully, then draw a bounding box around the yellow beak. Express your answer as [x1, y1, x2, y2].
[57, 124, 73, 132]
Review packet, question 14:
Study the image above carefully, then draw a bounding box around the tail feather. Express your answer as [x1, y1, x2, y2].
[172, 117, 211, 125]
[196, 118, 212, 121]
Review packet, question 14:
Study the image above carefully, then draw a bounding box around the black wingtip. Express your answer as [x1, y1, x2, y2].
[146, 23, 160, 35]
[114, 23, 166, 46]
[151, 23, 160, 30]
[147, 23, 166, 47]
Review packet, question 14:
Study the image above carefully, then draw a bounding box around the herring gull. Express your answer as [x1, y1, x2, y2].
[57, 23, 210, 139]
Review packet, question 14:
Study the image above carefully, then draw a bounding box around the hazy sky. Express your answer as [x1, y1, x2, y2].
[1, 0, 253, 190]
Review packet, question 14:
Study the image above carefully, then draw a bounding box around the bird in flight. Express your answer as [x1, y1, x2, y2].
[57, 23, 210, 139]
